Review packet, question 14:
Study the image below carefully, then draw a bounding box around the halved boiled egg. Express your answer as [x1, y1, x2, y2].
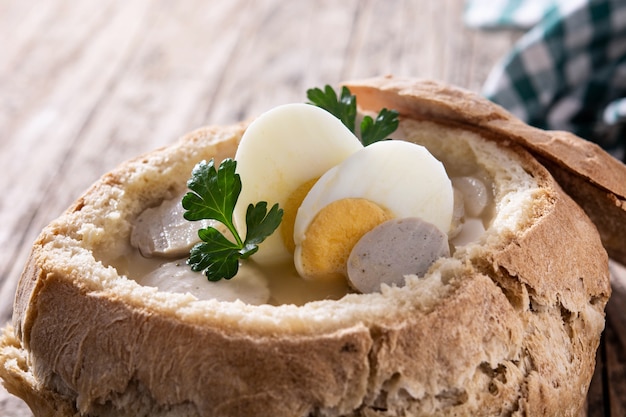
[233, 103, 363, 264]
[293, 140, 454, 280]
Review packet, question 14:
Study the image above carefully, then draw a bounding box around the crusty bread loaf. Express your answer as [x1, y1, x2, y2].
[0, 77, 614, 416]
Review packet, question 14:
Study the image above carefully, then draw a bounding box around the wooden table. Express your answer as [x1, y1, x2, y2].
[0, 1, 623, 415]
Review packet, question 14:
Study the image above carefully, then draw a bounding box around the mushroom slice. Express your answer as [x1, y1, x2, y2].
[137, 259, 270, 305]
[130, 196, 216, 258]
[451, 176, 490, 217]
[347, 217, 450, 293]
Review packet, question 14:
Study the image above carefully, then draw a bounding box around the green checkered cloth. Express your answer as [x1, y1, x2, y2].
[468, 0, 626, 161]
[465, 0, 557, 28]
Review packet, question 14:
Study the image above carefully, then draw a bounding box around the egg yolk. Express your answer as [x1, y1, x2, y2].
[296, 198, 392, 281]
[281, 178, 319, 253]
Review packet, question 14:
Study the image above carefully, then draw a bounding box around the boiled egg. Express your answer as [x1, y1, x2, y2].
[233, 103, 363, 265]
[293, 140, 454, 280]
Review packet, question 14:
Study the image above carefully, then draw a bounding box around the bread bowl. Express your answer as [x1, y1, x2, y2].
[0, 75, 620, 416]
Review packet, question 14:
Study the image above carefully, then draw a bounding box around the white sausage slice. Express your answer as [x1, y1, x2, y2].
[137, 259, 270, 304]
[347, 217, 450, 293]
[130, 196, 215, 258]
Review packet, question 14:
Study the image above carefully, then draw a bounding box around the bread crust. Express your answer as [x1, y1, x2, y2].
[0, 77, 612, 417]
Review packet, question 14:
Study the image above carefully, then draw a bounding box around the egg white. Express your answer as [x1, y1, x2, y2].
[233, 103, 363, 264]
[293, 140, 454, 253]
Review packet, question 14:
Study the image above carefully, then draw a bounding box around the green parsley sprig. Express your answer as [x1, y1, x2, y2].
[182, 158, 283, 281]
[306, 85, 357, 132]
[306, 85, 399, 145]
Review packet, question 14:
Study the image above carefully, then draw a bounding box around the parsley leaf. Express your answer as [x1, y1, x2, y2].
[360, 108, 400, 146]
[307, 85, 357, 132]
[244, 202, 284, 249]
[307, 85, 399, 146]
[183, 158, 242, 244]
[182, 159, 283, 281]
[189, 229, 241, 281]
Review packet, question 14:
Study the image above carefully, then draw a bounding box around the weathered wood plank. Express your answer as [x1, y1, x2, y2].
[0, 1, 58, 150]
[0, 0, 152, 320]
[341, 0, 521, 90]
[206, 0, 359, 125]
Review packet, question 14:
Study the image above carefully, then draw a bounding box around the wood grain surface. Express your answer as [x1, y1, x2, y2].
[0, 0, 623, 415]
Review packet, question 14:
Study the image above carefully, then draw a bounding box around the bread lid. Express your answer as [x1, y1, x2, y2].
[345, 75, 626, 264]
